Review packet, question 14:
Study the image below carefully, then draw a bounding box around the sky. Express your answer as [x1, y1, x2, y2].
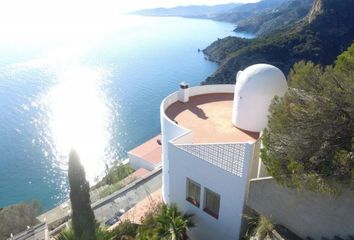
[0, 0, 258, 31]
[0, 0, 259, 21]
[115, 0, 260, 12]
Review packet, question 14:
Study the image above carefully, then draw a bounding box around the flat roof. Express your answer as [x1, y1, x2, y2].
[128, 135, 162, 165]
[165, 93, 259, 143]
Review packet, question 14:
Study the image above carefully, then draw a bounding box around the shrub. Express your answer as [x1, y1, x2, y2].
[262, 42, 354, 194]
[111, 220, 139, 240]
[103, 164, 134, 186]
[0, 201, 41, 239]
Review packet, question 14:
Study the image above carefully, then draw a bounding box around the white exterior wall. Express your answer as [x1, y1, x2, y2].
[128, 153, 156, 171]
[160, 85, 234, 203]
[168, 142, 254, 240]
[160, 85, 263, 239]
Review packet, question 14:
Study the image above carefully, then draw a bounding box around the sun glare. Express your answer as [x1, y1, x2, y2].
[1, 0, 258, 183]
[7, 32, 118, 182]
[1, 2, 149, 183]
[42, 66, 113, 182]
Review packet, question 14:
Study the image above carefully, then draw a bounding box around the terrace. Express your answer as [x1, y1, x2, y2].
[165, 93, 259, 144]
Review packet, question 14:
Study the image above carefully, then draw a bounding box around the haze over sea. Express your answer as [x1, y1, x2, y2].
[0, 14, 254, 210]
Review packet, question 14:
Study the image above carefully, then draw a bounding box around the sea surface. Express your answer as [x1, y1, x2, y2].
[0, 15, 254, 210]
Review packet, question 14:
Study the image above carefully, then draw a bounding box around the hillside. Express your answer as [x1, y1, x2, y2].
[203, 37, 253, 63]
[135, 0, 317, 38]
[202, 0, 354, 85]
[212, 0, 287, 23]
[235, 0, 313, 36]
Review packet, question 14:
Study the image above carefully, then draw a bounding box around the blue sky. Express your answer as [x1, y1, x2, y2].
[0, 0, 258, 27]
[0, 0, 259, 16]
[120, 0, 259, 12]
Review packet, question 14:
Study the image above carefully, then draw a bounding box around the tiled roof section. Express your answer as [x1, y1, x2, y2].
[120, 168, 150, 185]
[176, 143, 247, 177]
[132, 168, 150, 178]
[128, 135, 162, 165]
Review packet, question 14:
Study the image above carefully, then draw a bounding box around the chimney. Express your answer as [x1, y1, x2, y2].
[178, 82, 189, 103]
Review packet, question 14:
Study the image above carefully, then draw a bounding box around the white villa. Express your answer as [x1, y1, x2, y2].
[27, 63, 352, 240]
[29, 63, 354, 240]
[160, 64, 287, 240]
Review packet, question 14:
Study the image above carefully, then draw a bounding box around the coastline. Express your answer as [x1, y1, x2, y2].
[0, 14, 239, 212]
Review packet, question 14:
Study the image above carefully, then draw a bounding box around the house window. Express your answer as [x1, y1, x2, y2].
[203, 188, 220, 219]
[186, 178, 201, 207]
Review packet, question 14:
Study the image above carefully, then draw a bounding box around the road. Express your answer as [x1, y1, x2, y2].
[37, 168, 162, 230]
[93, 168, 162, 224]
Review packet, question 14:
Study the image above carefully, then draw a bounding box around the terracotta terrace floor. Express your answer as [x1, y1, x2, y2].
[165, 93, 259, 143]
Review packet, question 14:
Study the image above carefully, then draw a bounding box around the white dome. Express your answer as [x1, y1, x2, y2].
[232, 64, 288, 132]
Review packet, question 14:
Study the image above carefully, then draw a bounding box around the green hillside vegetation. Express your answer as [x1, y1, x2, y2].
[203, 37, 253, 63]
[93, 163, 133, 189]
[0, 201, 41, 239]
[202, 0, 354, 85]
[235, 0, 313, 36]
[261, 42, 354, 194]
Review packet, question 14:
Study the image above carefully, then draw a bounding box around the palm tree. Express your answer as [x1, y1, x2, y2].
[55, 226, 75, 240]
[156, 204, 194, 240]
[55, 225, 114, 240]
[243, 214, 274, 240]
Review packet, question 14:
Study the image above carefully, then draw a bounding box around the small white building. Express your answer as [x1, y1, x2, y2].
[160, 64, 287, 240]
[128, 135, 162, 171]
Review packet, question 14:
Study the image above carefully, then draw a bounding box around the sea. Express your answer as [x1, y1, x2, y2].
[0, 14, 254, 210]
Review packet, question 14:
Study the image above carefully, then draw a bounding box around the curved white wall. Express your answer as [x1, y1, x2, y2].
[232, 64, 288, 132]
[160, 85, 234, 203]
[160, 92, 189, 203]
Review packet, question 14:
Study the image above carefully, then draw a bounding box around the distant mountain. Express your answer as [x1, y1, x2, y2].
[212, 0, 288, 23]
[135, 0, 313, 37]
[134, 0, 288, 24]
[202, 0, 354, 84]
[133, 3, 241, 18]
[235, 0, 313, 35]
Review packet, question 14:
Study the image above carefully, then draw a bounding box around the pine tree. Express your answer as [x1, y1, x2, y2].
[68, 150, 96, 240]
[261, 42, 354, 194]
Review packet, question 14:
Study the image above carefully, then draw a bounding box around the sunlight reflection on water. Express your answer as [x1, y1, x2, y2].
[0, 14, 244, 209]
[3, 46, 121, 203]
[39, 66, 114, 183]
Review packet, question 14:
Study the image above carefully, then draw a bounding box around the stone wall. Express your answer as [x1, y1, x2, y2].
[247, 177, 354, 239]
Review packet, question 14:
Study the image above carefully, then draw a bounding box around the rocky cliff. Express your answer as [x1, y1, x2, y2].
[235, 0, 313, 36]
[202, 0, 354, 85]
[308, 0, 323, 23]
